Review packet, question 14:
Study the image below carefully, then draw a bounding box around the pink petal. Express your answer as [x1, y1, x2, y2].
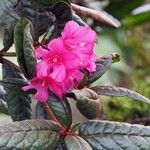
[35, 46, 50, 59]
[36, 61, 50, 77]
[63, 52, 80, 69]
[48, 38, 66, 53]
[50, 64, 66, 82]
[61, 21, 79, 39]
[34, 86, 49, 102]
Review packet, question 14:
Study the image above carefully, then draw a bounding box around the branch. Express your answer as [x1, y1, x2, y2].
[71, 3, 121, 28]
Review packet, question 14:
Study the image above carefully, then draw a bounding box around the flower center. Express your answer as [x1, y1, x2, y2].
[48, 54, 63, 64]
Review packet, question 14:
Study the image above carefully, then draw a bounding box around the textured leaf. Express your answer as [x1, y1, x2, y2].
[0, 119, 60, 150]
[91, 86, 150, 103]
[2, 63, 24, 79]
[0, 85, 6, 97]
[0, 0, 19, 29]
[0, 78, 32, 121]
[14, 17, 36, 79]
[49, 1, 72, 40]
[86, 53, 120, 86]
[3, 29, 14, 48]
[36, 93, 72, 128]
[79, 120, 150, 150]
[68, 88, 102, 119]
[0, 98, 8, 114]
[56, 138, 67, 150]
[65, 135, 92, 150]
[35, 10, 55, 37]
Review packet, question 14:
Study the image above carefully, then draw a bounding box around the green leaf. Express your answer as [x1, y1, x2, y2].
[65, 135, 93, 150]
[69, 88, 102, 119]
[79, 120, 150, 150]
[0, 78, 32, 121]
[36, 93, 72, 128]
[90, 86, 150, 103]
[0, 85, 6, 97]
[0, 0, 19, 29]
[47, 1, 72, 41]
[14, 17, 36, 79]
[123, 12, 150, 28]
[0, 119, 60, 150]
[0, 98, 8, 114]
[84, 53, 120, 86]
[2, 63, 24, 79]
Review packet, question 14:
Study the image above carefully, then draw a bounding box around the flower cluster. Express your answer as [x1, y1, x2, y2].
[23, 21, 97, 102]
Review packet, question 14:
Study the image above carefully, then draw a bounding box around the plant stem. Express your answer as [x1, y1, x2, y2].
[43, 102, 65, 130]
[2, 52, 16, 57]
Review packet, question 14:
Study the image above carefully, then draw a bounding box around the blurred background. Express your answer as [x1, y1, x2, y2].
[0, 0, 150, 125]
[72, 0, 150, 125]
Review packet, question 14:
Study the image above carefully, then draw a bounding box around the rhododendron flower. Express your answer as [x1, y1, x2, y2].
[35, 38, 80, 82]
[61, 21, 97, 72]
[22, 76, 66, 102]
[23, 20, 98, 102]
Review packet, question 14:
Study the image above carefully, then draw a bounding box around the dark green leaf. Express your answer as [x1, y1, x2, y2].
[69, 88, 102, 119]
[48, 1, 72, 40]
[56, 138, 67, 150]
[14, 17, 36, 79]
[0, 85, 6, 97]
[65, 135, 92, 150]
[79, 120, 150, 150]
[3, 29, 14, 48]
[36, 93, 72, 128]
[0, 78, 32, 121]
[0, 119, 60, 150]
[2, 63, 24, 79]
[81, 53, 120, 87]
[0, 0, 19, 29]
[91, 86, 150, 103]
[0, 98, 8, 114]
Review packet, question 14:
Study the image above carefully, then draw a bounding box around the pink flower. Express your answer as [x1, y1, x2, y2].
[35, 38, 80, 82]
[22, 76, 66, 102]
[61, 21, 97, 72]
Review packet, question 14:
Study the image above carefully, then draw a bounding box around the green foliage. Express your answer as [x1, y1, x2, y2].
[91, 86, 150, 103]
[79, 120, 150, 150]
[0, 98, 8, 114]
[36, 93, 72, 128]
[0, 120, 60, 150]
[0, 0, 150, 149]
[0, 78, 32, 121]
[69, 88, 102, 119]
[85, 53, 120, 86]
[65, 135, 93, 150]
[14, 18, 36, 79]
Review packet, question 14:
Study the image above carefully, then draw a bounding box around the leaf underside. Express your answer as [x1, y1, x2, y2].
[91, 86, 150, 103]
